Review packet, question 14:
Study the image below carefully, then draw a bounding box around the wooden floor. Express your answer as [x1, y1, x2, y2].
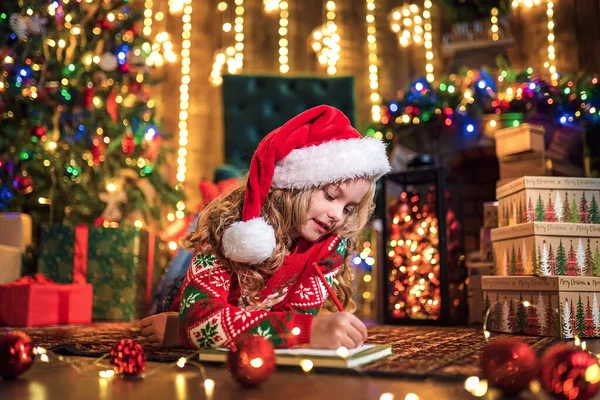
[0, 356, 475, 400]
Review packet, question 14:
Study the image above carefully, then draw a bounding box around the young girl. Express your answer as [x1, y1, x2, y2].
[141, 105, 390, 350]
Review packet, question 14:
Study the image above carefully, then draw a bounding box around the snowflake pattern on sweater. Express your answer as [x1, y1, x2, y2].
[179, 235, 347, 349]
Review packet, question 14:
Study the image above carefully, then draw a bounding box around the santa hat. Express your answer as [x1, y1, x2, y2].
[222, 105, 391, 264]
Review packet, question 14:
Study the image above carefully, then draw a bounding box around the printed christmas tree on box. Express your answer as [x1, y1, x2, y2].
[482, 276, 600, 338]
[491, 222, 600, 277]
[496, 176, 600, 227]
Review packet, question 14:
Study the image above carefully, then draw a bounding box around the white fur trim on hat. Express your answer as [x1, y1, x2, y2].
[271, 137, 390, 189]
[222, 217, 277, 264]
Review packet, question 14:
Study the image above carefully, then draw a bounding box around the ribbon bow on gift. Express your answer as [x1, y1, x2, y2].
[11, 273, 55, 285]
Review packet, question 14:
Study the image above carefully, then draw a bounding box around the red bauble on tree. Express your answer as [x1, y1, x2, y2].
[540, 343, 599, 400]
[0, 331, 34, 380]
[118, 62, 129, 74]
[109, 340, 146, 377]
[480, 338, 540, 395]
[13, 175, 33, 194]
[227, 335, 276, 387]
[122, 135, 135, 156]
[91, 143, 103, 166]
[30, 125, 47, 139]
[83, 87, 95, 109]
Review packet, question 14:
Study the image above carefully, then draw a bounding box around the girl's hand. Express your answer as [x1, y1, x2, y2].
[309, 312, 368, 349]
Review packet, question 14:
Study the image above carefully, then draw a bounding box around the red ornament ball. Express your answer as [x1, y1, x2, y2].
[0, 331, 34, 380]
[30, 125, 47, 139]
[121, 135, 135, 156]
[227, 335, 276, 387]
[109, 340, 146, 377]
[480, 338, 540, 394]
[13, 175, 33, 195]
[540, 343, 599, 400]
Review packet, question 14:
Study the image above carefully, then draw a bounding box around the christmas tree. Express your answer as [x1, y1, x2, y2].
[571, 197, 579, 223]
[593, 294, 600, 336]
[545, 295, 557, 336]
[501, 299, 510, 332]
[545, 193, 555, 222]
[567, 241, 578, 276]
[585, 238, 594, 276]
[525, 295, 539, 335]
[535, 193, 545, 222]
[580, 192, 590, 223]
[516, 293, 527, 333]
[595, 243, 600, 277]
[483, 292, 491, 321]
[510, 244, 517, 275]
[556, 239, 567, 275]
[0, 1, 184, 232]
[522, 240, 529, 274]
[517, 199, 523, 224]
[521, 198, 526, 223]
[577, 239, 585, 275]
[540, 241, 551, 276]
[570, 300, 577, 336]
[576, 295, 585, 338]
[590, 194, 599, 224]
[537, 292, 546, 334]
[516, 245, 523, 275]
[585, 297, 595, 337]
[562, 299, 573, 338]
[555, 191, 564, 222]
[508, 299, 515, 332]
[563, 192, 572, 222]
[531, 246, 538, 275]
[548, 243, 556, 275]
[527, 197, 534, 222]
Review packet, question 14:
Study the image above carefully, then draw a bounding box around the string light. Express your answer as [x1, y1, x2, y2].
[264, 0, 281, 13]
[325, 1, 339, 75]
[490, 7, 499, 41]
[423, 0, 434, 83]
[176, 0, 192, 209]
[278, 1, 289, 73]
[366, 0, 380, 122]
[546, 1, 557, 82]
[234, 0, 245, 71]
[389, 3, 422, 48]
[169, 0, 185, 14]
[146, 32, 177, 66]
[143, 0, 153, 37]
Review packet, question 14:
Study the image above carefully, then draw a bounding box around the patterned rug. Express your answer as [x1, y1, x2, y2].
[9, 323, 558, 380]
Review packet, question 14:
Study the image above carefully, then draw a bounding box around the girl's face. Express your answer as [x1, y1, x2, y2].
[298, 178, 371, 242]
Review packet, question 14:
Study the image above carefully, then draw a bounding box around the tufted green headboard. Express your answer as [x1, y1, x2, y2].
[222, 75, 356, 171]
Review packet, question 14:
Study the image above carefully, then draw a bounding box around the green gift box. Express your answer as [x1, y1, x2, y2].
[38, 224, 163, 321]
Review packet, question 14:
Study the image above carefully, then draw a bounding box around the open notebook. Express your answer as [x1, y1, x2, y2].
[198, 343, 393, 369]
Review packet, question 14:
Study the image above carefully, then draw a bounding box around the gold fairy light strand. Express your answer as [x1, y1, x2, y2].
[176, 0, 192, 217]
[143, 0, 153, 37]
[325, 1, 340, 75]
[234, 0, 245, 71]
[366, 0, 380, 122]
[490, 7, 499, 41]
[423, 0, 434, 83]
[546, 0, 557, 82]
[279, 1, 289, 73]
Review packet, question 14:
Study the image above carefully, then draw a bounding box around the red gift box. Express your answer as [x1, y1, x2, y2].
[0, 274, 93, 327]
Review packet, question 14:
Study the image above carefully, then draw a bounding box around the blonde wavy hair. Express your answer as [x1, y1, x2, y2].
[182, 178, 376, 312]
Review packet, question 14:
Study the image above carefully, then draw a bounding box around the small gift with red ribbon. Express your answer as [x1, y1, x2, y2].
[37, 224, 162, 321]
[0, 273, 93, 327]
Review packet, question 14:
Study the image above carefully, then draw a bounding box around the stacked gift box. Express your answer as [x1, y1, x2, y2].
[37, 224, 163, 321]
[0, 213, 94, 327]
[482, 176, 600, 338]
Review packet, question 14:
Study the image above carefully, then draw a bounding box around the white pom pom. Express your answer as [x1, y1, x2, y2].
[9, 14, 29, 40]
[29, 15, 47, 35]
[98, 53, 118, 71]
[222, 218, 276, 264]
